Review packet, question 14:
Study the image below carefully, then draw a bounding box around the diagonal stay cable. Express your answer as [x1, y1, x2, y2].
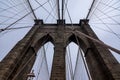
[27, 0, 37, 19]
[0, 26, 32, 31]
[0, 15, 20, 20]
[23, 0, 35, 20]
[0, 2, 25, 13]
[64, 0, 68, 16]
[96, 7, 120, 26]
[86, 0, 96, 19]
[92, 0, 120, 19]
[0, 5, 34, 25]
[99, 1, 120, 12]
[89, 24, 120, 36]
[48, 0, 57, 19]
[91, 22, 120, 25]
[88, 0, 102, 19]
[7, 0, 24, 12]
[35, 0, 56, 20]
[99, 0, 120, 12]
[89, 14, 120, 22]
[45, 3, 57, 22]
[0, 7, 24, 17]
[74, 34, 91, 80]
[0, 1, 49, 33]
[98, 0, 114, 11]
[0, 1, 19, 13]
[75, 30, 120, 54]
[93, 13, 120, 40]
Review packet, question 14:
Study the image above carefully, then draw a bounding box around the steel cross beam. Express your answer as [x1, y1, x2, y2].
[27, 0, 37, 19]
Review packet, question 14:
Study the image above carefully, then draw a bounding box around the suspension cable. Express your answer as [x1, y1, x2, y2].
[35, 0, 56, 20]
[66, 4, 91, 79]
[43, 45, 50, 77]
[96, 7, 120, 26]
[89, 14, 120, 22]
[86, 0, 96, 19]
[23, 0, 35, 20]
[0, 26, 32, 31]
[0, 6, 33, 25]
[36, 48, 45, 80]
[48, 0, 57, 18]
[90, 0, 120, 20]
[0, 2, 25, 13]
[62, 0, 65, 20]
[75, 30, 120, 54]
[0, 1, 48, 33]
[74, 34, 91, 80]
[67, 45, 74, 80]
[99, 1, 120, 12]
[89, 24, 120, 35]
[73, 46, 80, 80]
[93, 13, 120, 40]
[57, 0, 60, 19]
[0, 1, 19, 13]
[27, 0, 37, 19]
[98, 0, 114, 11]
[45, 2, 57, 22]
[88, 0, 101, 19]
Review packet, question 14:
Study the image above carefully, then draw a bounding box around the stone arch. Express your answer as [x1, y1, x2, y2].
[66, 33, 90, 52]
[32, 34, 55, 52]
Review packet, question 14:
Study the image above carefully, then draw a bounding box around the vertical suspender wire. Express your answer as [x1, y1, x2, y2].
[43, 45, 50, 78]
[36, 48, 45, 80]
[62, 0, 65, 20]
[66, 4, 91, 79]
[36, 36, 50, 80]
[57, 0, 60, 19]
[74, 34, 92, 80]
[73, 46, 80, 80]
[67, 45, 74, 80]
[66, 51, 73, 80]
[66, 52, 71, 80]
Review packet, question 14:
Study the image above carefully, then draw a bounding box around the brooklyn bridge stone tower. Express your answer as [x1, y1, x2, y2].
[0, 19, 120, 80]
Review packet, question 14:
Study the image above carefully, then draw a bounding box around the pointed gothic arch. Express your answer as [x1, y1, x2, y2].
[31, 34, 55, 53]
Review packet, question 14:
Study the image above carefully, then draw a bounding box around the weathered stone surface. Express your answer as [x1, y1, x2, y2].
[0, 19, 119, 80]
